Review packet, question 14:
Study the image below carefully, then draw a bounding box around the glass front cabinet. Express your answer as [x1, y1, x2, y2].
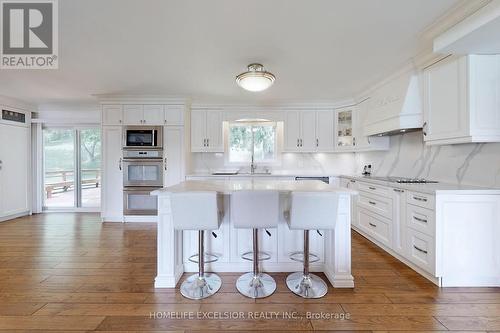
[335, 108, 355, 150]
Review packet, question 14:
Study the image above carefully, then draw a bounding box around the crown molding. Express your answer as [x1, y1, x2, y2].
[0, 94, 36, 112]
[191, 99, 356, 111]
[94, 94, 191, 105]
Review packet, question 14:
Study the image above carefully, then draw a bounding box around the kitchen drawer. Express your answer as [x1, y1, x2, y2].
[357, 182, 391, 198]
[407, 204, 435, 237]
[358, 208, 391, 248]
[407, 191, 435, 210]
[406, 228, 435, 274]
[358, 192, 393, 220]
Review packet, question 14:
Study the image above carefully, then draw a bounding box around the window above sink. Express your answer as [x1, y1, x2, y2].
[227, 121, 277, 165]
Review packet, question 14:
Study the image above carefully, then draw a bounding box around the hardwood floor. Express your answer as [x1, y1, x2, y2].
[0, 213, 499, 332]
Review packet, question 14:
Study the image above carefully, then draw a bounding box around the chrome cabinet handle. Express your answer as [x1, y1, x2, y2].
[316, 230, 323, 236]
[413, 245, 428, 254]
[297, 139, 299, 147]
[413, 216, 428, 223]
[207, 138, 209, 147]
[422, 122, 427, 136]
[393, 188, 404, 193]
[353, 137, 356, 146]
[203, 138, 207, 147]
[413, 196, 427, 202]
[369, 186, 376, 190]
[350, 179, 356, 183]
[119, 158, 122, 171]
[368, 201, 376, 205]
[369, 222, 377, 227]
[0, 159, 2, 170]
[164, 158, 167, 171]
[316, 138, 319, 147]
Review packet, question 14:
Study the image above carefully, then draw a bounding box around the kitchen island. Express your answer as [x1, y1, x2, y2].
[152, 179, 357, 289]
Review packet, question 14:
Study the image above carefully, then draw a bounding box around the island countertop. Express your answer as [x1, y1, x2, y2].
[152, 179, 358, 195]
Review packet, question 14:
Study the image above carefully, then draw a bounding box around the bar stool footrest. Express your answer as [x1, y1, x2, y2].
[188, 253, 219, 264]
[289, 251, 320, 263]
[241, 251, 271, 262]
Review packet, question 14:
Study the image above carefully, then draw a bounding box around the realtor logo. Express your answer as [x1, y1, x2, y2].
[1, 0, 58, 69]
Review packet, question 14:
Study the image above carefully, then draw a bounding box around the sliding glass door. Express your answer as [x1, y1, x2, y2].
[43, 127, 101, 210]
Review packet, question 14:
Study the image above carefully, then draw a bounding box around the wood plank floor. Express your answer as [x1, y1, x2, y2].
[0, 213, 499, 332]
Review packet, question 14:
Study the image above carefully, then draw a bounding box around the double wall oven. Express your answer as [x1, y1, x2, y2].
[122, 126, 164, 216]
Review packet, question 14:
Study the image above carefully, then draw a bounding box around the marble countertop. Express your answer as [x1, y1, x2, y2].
[340, 175, 500, 195]
[152, 179, 357, 196]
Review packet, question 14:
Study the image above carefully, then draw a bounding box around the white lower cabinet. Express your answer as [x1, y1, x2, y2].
[342, 177, 500, 287]
[406, 227, 435, 274]
[357, 207, 392, 248]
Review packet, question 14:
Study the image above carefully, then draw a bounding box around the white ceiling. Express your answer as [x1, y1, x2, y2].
[0, 0, 461, 108]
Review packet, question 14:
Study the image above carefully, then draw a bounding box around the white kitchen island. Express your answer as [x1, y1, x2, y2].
[152, 179, 357, 289]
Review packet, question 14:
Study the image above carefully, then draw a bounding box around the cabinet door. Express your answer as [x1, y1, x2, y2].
[190, 111, 206, 152]
[300, 111, 317, 152]
[316, 111, 334, 151]
[164, 127, 184, 187]
[143, 105, 164, 125]
[0, 124, 29, 217]
[392, 188, 406, 256]
[206, 111, 223, 152]
[345, 179, 358, 227]
[123, 105, 144, 125]
[165, 105, 184, 125]
[102, 105, 123, 125]
[335, 108, 354, 150]
[102, 126, 123, 221]
[423, 57, 468, 142]
[284, 111, 301, 151]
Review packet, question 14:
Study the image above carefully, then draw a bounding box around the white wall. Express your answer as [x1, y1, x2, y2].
[355, 131, 500, 188]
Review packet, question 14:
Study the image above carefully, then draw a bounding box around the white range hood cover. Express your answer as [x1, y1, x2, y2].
[363, 71, 423, 136]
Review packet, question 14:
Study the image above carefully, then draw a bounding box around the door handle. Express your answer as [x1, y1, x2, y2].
[413, 196, 427, 202]
[369, 222, 377, 227]
[300, 139, 303, 147]
[265, 229, 271, 237]
[422, 122, 427, 136]
[369, 186, 376, 190]
[316, 138, 319, 147]
[393, 188, 404, 193]
[119, 158, 122, 170]
[413, 216, 428, 223]
[206, 138, 209, 147]
[164, 158, 167, 171]
[316, 230, 323, 237]
[297, 139, 299, 147]
[368, 201, 376, 205]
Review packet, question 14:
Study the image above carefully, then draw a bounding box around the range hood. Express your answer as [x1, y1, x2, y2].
[363, 71, 423, 137]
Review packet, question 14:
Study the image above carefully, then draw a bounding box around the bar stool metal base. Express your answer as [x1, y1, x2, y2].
[286, 272, 328, 299]
[180, 273, 222, 300]
[236, 272, 276, 299]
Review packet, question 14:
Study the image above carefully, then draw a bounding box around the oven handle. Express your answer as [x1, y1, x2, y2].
[122, 158, 163, 162]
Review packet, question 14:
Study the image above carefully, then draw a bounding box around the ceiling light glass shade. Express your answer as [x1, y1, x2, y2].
[236, 63, 275, 92]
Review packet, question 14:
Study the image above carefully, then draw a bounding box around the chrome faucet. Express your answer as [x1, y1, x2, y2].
[250, 155, 257, 174]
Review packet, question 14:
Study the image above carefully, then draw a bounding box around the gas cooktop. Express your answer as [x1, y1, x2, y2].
[367, 176, 439, 184]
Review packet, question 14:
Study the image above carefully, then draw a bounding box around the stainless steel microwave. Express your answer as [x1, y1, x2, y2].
[123, 126, 163, 149]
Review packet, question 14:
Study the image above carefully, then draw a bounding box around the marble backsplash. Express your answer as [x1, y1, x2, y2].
[355, 131, 500, 188]
[190, 131, 500, 188]
[190, 151, 356, 176]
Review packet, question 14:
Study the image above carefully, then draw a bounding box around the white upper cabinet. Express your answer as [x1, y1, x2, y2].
[143, 105, 164, 125]
[164, 105, 184, 126]
[190, 110, 223, 152]
[284, 110, 335, 153]
[284, 111, 301, 151]
[102, 104, 123, 125]
[123, 105, 144, 125]
[123, 104, 165, 125]
[315, 111, 335, 152]
[335, 107, 355, 150]
[423, 55, 500, 145]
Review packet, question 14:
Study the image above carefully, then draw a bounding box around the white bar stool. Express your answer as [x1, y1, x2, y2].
[171, 191, 223, 300]
[284, 191, 338, 298]
[230, 190, 280, 298]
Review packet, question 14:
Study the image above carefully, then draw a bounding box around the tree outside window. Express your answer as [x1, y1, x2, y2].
[229, 123, 276, 163]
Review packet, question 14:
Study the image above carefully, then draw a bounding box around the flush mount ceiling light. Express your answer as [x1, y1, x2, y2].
[236, 63, 276, 92]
